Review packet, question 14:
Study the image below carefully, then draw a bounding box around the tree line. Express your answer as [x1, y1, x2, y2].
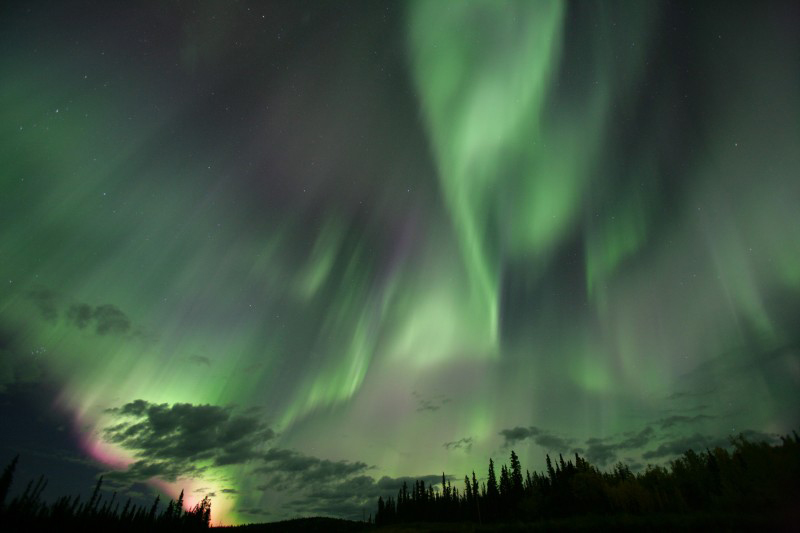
[375, 432, 800, 526]
[0, 456, 211, 531]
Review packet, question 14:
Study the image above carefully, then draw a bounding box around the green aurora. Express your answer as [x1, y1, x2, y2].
[1, 0, 799, 525]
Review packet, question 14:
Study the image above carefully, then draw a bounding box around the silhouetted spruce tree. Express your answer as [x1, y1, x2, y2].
[120, 497, 131, 521]
[0, 455, 18, 511]
[185, 495, 211, 528]
[84, 475, 103, 516]
[376, 496, 385, 525]
[175, 489, 185, 523]
[499, 464, 510, 497]
[148, 494, 160, 522]
[510, 450, 523, 498]
[471, 471, 481, 523]
[487, 459, 499, 499]
[486, 458, 499, 519]
[164, 499, 175, 523]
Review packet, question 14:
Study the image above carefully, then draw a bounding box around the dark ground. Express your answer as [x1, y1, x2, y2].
[212, 511, 799, 532]
[213, 516, 372, 532]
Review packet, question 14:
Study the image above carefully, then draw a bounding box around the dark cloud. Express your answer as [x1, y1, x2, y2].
[443, 437, 473, 452]
[290, 473, 448, 520]
[103, 400, 275, 481]
[242, 362, 266, 374]
[657, 414, 715, 429]
[92, 304, 131, 334]
[27, 288, 59, 321]
[67, 303, 131, 335]
[109, 459, 208, 483]
[628, 461, 644, 472]
[307, 474, 377, 500]
[619, 426, 655, 449]
[220, 488, 239, 494]
[255, 445, 447, 521]
[498, 426, 571, 452]
[666, 389, 717, 401]
[257, 448, 369, 488]
[640, 429, 778, 461]
[416, 400, 439, 412]
[738, 429, 780, 443]
[582, 439, 616, 466]
[238, 507, 270, 516]
[499, 425, 656, 466]
[535, 433, 572, 452]
[191, 487, 218, 498]
[68, 304, 93, 329]
[187, 355, 212, 366]
[376, 475, 445, 491]
[99, 478, 161, 508]
[291, 495, 371, 521]
[412, 391, 450, 413]
[500, 422, 779, 470]
[498, 426, 540, 446]
[583, 427, 655, 466]
[642, 433, 731, 460]
[661, 404, 710, 414]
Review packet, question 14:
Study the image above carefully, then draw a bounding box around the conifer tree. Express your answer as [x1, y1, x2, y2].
[546, 454, 556, 483]
[0, 455, 18, 510]
[377, 496, 385, 525]
[484, 458, 500, 520]
[510, 450, 523, 497]
[85, 476, 103, 515]
[148, 495, 160, 522]
[175, 489, 185, 520]
[487, 458, 499, 501]
[499, 464, 511, 497]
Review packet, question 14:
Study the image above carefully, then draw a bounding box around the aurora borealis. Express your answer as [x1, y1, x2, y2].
[1, 0, 799, 525]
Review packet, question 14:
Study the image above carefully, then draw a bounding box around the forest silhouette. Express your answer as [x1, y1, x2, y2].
[0, 456, 210, 531]
[1, 432, 798, 530]
[374, 432, 800, 529]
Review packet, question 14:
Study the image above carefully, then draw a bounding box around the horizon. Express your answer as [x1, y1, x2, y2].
[1, 0, 799, 526]
[2, 430, 795, 527]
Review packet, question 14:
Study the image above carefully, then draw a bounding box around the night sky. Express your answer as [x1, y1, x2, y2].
[1, 0, 799, 525]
